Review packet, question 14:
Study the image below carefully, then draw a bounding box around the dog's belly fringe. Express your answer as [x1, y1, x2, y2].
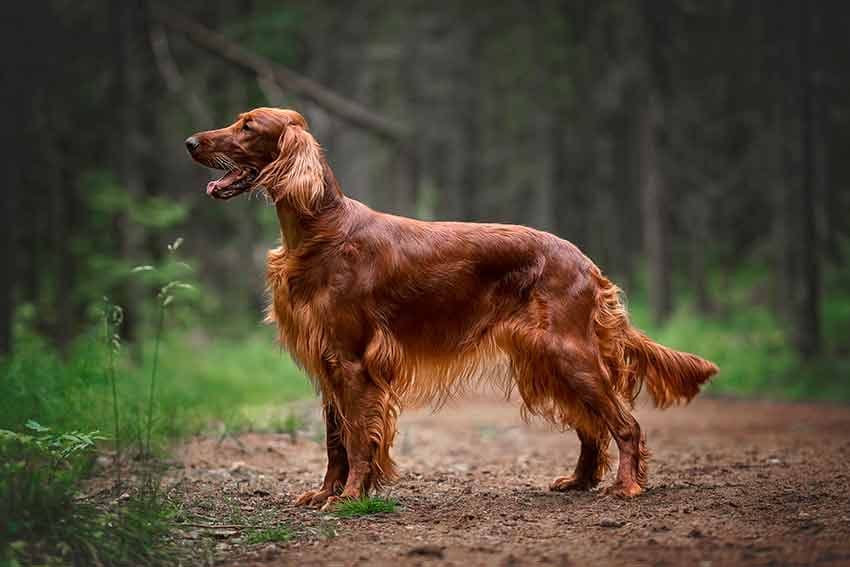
[377, 335, 516, 410]
[268, 308, 585, 431]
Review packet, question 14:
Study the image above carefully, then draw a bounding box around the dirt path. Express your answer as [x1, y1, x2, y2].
[167, 394, 850, 566]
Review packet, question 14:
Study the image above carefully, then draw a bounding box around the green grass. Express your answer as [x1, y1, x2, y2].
[331, 496, 399, 518]
[0, 328, 315, 450]
[127, 328, 315, 443]
[244, 525, 293, 545]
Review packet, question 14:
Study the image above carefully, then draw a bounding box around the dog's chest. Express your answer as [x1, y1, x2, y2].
[264, 247, 329, 379]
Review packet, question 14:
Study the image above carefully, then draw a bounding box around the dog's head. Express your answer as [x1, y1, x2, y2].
[185, 108, 323, 208]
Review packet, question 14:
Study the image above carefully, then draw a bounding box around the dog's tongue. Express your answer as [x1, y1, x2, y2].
[206, 169, 241, 196]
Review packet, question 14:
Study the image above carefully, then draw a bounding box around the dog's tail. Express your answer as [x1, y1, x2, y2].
[592, 271, 718, 408]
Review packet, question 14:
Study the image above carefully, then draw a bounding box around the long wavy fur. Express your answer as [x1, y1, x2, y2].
[591, 270, 718, 409]
[256, 116, 326, 214]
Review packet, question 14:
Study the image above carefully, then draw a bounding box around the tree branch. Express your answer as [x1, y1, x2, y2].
[150, 4, 411, 145]
[149, 22, 213, 126]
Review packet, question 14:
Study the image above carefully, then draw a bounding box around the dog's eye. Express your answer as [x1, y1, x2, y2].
[242, 122, 253, 132]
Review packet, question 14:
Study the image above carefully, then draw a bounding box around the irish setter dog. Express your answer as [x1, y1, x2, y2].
[186, 107, 717, 508]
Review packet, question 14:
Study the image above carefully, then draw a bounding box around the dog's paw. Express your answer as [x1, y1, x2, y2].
[549, 474, 596, 492]
[603, 481, 642, 498]
[293, 490, 318, 506]
[319, 495, 343, 512]
[294, 488, 333, 507]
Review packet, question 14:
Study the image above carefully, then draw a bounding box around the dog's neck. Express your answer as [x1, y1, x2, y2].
[274, 158, 344, 250]
[276, 203, 303, 249]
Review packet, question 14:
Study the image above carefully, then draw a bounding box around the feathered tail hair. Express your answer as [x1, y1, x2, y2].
[592, 271, 718, 408]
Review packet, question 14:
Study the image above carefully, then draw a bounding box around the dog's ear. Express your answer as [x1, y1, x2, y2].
[257, 121, 325, 212]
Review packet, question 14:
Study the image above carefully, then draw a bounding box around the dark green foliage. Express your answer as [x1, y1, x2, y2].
[0, 235, 314, 565]
[0, 424, 101, 546]
[630, 262, 850, 402]
[0, 424, 177, 566]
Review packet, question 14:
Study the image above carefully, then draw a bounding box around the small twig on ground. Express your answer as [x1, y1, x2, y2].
[176, 523, 247, 530]
[217, 431, 247, 452]
[175, 522, 280, 530]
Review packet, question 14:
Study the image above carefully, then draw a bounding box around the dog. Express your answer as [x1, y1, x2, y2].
[186, 107, 718, 508]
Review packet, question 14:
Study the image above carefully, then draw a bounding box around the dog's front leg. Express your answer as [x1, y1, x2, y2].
[294, 401, 349, 507]
[320, 362, 396, 510]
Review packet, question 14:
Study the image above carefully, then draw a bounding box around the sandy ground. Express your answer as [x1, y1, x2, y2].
[163, 394, 850, 566]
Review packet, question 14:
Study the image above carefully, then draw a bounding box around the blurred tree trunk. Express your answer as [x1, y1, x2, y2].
[816, 81, 840, 265]
[335, 4, 373, 205]
[1, 5, 43, 354]
[529, 16, 556, 233]
[795, 0, 821, 357]
[769, 0, 822, 357]
[391, 146, 419, 216]
[112, 0, 150, 341]
[616, 101, 641, 293]
[393, 21, 419, 216]
[47, 134, 78, 351]
[775, 101, 795, 325]
[759, 0, 792, 322]
[559, 105, 591, 253]
[460, 22, 482, 221]
[401, 2, 473, 219]
[550, 104, 569, 240]
[638, 88, 672, 323]
[0, 124, 15, 356]
[637, 1, 673, 323]
[532, 108, 556, 233]
[811, 5, 840, 266]
[689, 189, 713, 314]
[0, 180, 14, 355]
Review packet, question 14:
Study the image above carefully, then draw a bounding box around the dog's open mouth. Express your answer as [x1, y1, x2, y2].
[206, 166, 258, 200]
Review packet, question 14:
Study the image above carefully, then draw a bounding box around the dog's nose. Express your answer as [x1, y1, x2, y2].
[185, 136, 200, 152]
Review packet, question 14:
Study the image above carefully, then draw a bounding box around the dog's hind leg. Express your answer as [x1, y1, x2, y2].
[566, 365, 648, 497]
[294, 401, 349, 507]
[549, 426, 611, 491]
[514, 330, 648, 498]
[602, 403, 649, 498]
[567, 367, 647, 497]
